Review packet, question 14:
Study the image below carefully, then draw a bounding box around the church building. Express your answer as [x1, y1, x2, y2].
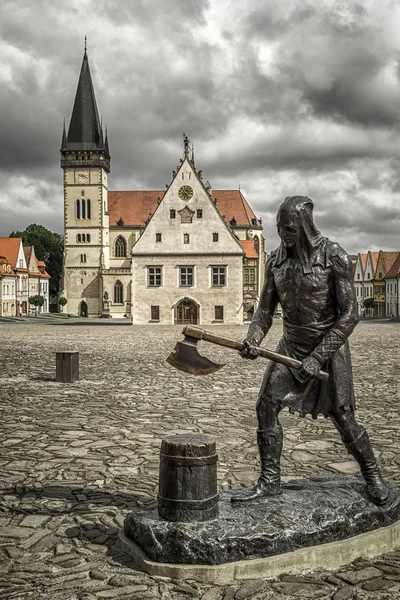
[60, 49, 266, 324]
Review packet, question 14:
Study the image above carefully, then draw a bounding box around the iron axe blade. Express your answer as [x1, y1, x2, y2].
[166, 325, 329, 381]
[166, 332, 224, 375]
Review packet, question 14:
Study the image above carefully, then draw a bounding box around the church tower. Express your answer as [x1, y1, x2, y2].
[60, 44, 110, 317]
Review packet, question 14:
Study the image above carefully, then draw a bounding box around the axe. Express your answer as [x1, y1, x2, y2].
[167, 325, 329, 381]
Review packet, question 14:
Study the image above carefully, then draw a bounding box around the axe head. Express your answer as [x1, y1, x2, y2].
[166, 331, 224, 376]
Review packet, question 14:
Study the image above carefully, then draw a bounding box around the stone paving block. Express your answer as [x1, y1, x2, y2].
[337, 566, 383, 585]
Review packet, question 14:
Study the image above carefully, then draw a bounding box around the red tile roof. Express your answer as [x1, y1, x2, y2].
[212, 190, 261, 227]
[108, 189, 261, 228]
[380, 251, 400, 277]
[360, 253, 367, 271]
[0, 238, 22, 269]
[108, 191, 164, 226]
[240, 240, 258, 259]
[385, 253, 400, 278]
[370, 251, 379, 271]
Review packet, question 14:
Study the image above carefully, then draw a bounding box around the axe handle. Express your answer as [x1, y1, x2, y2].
[184, 326, 329, 382]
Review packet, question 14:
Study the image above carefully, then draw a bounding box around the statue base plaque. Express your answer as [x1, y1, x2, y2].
[120, 475, 400, 584]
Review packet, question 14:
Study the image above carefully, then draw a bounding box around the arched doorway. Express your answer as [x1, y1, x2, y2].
[176, 299, 198, 325]
[79, 301, 88, 318]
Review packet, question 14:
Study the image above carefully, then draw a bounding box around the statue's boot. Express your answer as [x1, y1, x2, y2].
[231, 426, 282, 503]
[345, 430, 390, 505]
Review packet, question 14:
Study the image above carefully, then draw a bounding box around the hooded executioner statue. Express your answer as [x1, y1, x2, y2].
[232, 196, 389, 505]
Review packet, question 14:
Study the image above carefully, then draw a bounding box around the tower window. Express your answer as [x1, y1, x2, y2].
[114, 280, 123, 304]
[115, 236, 127, 257]
[80, 254, 86, 263]
[76, 200, 81, 219]
[77, 234, 81, 243]
[170, 209, 176, 219]
[156, 233, 162, 242]
[213, 233, 219, 242]
[81, 198, 86, 219]
[183, 233, 190, 244]
[87, 199, 91, 219]
[197, 209, 203, 218]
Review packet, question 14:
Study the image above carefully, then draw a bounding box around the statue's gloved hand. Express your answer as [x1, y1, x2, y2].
[239, 339, 259, 360]
[298, 355, 323, 379]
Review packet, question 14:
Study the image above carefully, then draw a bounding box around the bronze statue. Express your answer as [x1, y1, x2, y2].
[231, 196, 389, 505]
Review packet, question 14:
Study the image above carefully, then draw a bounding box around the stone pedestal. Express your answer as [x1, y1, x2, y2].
[121, 475, 400, 583]
[56, 351, 79, 383]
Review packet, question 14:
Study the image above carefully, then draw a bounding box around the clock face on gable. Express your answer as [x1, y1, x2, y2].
[76, 170, 89, 184]
[178, 185, 194, 201]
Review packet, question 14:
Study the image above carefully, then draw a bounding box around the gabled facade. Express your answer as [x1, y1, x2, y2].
[0, 238, 29, 315]
[0, 255, 16, 317]
[374, 251, 398, 317]
[353, 254, 365, 315]
[0, 239, 51, 316]
[61, 50, 266, 322]
[131, 153, 244, 324]
[384, 252, 400, 318]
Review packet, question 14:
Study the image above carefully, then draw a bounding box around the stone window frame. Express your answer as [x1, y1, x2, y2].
[214, 305, 224, 321]
[115, 235, 127, 257]
[114, 280, 123, 304]
[179, 266, 194, 287]
[211, 265, 227, 287]
[150, 305, 160, 321]
[213, 232, 219, 242]
[148, 266, 163, 287]
[183, 233, 190, 244]
[156, 233, 162, 243]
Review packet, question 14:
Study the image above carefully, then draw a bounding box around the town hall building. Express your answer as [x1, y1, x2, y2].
[60, 49, 266, 324]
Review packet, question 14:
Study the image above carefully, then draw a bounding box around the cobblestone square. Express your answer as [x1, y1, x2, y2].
[0, 320, 399, 599]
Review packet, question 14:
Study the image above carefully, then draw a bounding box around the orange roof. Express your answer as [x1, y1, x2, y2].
[0, 238, 22, 269]
[108, 191, 164, 226]
[212, 190, 261, 227]
[385, 253, 400, 278]
[370, 251, 379, 270]
[37, 260, 46, 266]
[360, 253, 367, 271]
[239, 239, 258, 259]
[380, 251, 399, 276]
[108, 189, 261, 228]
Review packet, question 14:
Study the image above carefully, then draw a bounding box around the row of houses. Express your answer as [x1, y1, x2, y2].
[353, 250, 400, 317]
[0, 238, 51, 317]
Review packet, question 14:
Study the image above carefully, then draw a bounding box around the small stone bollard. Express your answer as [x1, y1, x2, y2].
[56, 351, 79, 383]
[158, 433, 219, 522]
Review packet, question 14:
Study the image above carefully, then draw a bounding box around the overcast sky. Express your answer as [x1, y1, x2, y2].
[1, 0, 400, 254]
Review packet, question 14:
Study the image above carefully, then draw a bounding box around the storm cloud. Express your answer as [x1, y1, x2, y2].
[0, 0, 400, 254]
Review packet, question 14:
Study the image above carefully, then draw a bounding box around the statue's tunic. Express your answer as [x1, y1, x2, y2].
[249, 238, 358, 418]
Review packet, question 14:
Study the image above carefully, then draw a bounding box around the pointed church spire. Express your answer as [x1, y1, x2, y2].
[61, 117, 67, 151]
[104, 127, 110, 155]
[67, 45, 102, 149]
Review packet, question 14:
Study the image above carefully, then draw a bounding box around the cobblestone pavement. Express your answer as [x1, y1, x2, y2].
[0, 320, 399, 600]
